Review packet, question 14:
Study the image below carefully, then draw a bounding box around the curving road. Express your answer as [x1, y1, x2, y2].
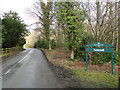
[2, 48, 63, 88]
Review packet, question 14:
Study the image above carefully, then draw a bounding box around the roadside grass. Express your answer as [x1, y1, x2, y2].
[1, 49, 25, 62]
[42, 48, 118, 88]
[71, 68, 118, 88]
[0, 52, 14, 58]
[48, 49, 52, 52]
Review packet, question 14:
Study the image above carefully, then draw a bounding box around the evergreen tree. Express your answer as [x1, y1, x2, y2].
[55, 2, 87, 59]
[2, 11, 28, 48]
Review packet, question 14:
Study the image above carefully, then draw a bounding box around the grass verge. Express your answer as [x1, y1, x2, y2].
[41, 48, 118, 88]
[72, 68, 118, 87]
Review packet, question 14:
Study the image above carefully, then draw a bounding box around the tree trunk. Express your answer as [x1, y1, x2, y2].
[71, 48, 74, 59]
[109, 2, 114, 45]
[49, 39, 51, 50]
[96, 2, 101, 41]
[115, 1, 118, 51]
[118, 1, 120, 53]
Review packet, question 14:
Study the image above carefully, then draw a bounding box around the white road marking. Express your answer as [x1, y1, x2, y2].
[5, 69, 11, 75]
[4, 51, 31, 75]
[17, 53, 28, 64]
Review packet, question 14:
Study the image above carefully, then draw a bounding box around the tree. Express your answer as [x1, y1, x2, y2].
[54, 2, 87, 59]
[2, 10, 28, 48]
[85, 2, 119, 50]
[1, 25, 7, 45]
[0, 18, 2, 48]
[27, 0, 53, 50]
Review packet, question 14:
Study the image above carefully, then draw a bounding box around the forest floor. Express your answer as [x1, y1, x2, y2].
[41, 48, 118, 88]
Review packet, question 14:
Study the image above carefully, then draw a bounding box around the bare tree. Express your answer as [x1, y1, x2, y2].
[85, 1, 119, 50]
[27, 0, 53, 50]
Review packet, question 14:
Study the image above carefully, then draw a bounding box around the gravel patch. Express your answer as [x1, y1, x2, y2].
[47, 61, 82, 88]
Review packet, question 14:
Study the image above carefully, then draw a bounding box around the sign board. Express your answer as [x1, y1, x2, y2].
[86, 42, 113, 47]
[85, 42, 114, 74]
[86, 48, 113, 52]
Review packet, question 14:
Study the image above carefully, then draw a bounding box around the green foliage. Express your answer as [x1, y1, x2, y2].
[75, 50, 118, 65]
[80, 32, 95, 48]
[51, 39, 56, 49]
[74, 33, 94, 60]
[74, 32, 118, 65]
[66, 3, 86, 50]
[0, 18, 2, 48]
[2, 11, 28, 48]
[2, 25, 7, 44]
[92, 53, 108, 65]
[17, 38, 26, 46]
[75, 50, 86, 61]
[54, 2, 89, 59]
[34, 39, 48, 49]
[72, 68, 118, 87]
[34, 38, 56, 49]
[118, 50, 120, 59]
[48, 49, 52, 52]
[33, 1, 53, 49]
[91, 52, 118, 65]
[54, 2, 87, 56]
[67, 58, 76, 61]
[113, 52, 118, 65]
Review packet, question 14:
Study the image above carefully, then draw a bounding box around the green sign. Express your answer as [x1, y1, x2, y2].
[85, 42, 114, 74]
[86, 42, 113, 47]
[86, 48, 113, 52]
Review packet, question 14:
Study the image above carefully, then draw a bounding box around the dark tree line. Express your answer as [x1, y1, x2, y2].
[1, 10, 28, 48]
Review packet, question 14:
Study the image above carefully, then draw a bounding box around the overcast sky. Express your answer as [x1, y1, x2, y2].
[0, 0, 47, 32]
[0, 0, 118, 32]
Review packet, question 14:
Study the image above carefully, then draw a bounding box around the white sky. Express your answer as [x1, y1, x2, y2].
[0, 0, 118, 32]
[0, 0, 46, 32]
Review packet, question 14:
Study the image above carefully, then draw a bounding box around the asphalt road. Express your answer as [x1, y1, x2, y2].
[2, 48, 63, 88]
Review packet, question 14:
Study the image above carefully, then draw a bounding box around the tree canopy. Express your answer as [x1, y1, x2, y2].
[54, 2, 87, 59]
[2, 11, 28, 48]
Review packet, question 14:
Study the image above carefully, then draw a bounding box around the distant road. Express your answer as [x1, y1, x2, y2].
[2, 48, 63, 88]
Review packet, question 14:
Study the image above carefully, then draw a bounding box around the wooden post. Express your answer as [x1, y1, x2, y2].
[86, 52, 88, 71]
[111, 52, 113, 74]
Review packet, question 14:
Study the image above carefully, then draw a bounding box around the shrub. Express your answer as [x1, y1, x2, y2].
[34, 39, 48, 49]
[92, 52, 118, 65]
[74, 32, 118, 66]
[74, 33, 94, 61]
[34, 39, 56, 49]
[67, 58, 76, 61]
[51, 39, 56, 49]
